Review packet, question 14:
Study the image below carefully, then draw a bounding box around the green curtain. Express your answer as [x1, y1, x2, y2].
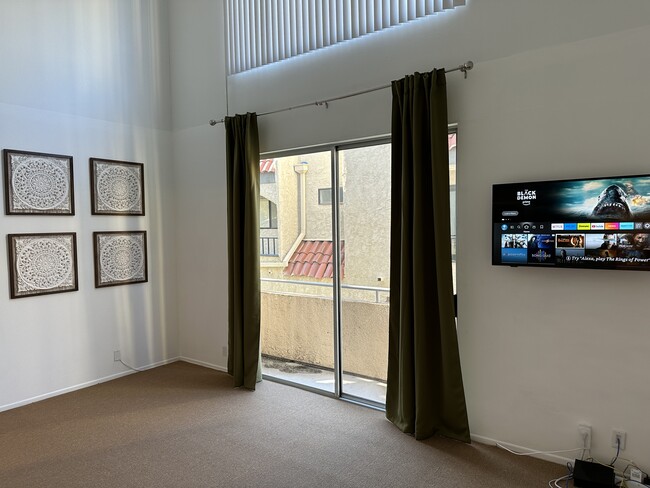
[225, 113, 262, 390]
[386, 70, 470, 442]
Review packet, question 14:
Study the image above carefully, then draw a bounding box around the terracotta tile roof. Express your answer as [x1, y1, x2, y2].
[260, 159, 276, 173]
[284, 240, 345, 279]
[448, 133, 456, 150]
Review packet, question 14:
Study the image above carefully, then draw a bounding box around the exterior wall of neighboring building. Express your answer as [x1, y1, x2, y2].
[259, 183, 280, 258]
[300, 151, 334, 241]
[261, 151, 331, 285]
[261, 147, 393, 297]
[260, 158, 300, 265]
[338, 144, 392, 288]
[261, 139, 457, 291]
[262, 139, 454, 290]
[276, 159, 301, 260]
[449, 140, 457, 263]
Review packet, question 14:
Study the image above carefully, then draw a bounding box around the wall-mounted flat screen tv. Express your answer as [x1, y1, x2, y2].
[492, 174, 650, 270]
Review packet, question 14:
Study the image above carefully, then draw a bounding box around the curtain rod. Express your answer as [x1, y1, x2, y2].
[209, 60, 473, 126]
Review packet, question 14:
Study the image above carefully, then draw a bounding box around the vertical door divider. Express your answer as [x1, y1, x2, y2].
[331, 146, 343, 398]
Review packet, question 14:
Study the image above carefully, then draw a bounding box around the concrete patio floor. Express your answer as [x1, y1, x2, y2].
[262, 356, 387, 406]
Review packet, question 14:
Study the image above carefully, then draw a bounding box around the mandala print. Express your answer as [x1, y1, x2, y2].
[11, 155, 70, 211]
[99, 235, 145, 283]
[15, 237, 74, 291]
[96, 163, 142, 212]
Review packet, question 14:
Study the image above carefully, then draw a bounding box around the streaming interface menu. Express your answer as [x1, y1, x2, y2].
[496, 221, 650, 267]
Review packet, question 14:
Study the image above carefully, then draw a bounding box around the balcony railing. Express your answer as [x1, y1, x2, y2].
[260, 278, 389, 303]
[261, 235, 455, 259]
[260, 237, 278, 256]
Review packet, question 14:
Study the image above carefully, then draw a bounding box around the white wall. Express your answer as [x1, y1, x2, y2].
[0, 0, 178, 410]
[171, 0, 650, 469]
[168, 0, 230, 370]
[457, 25, 650, 464]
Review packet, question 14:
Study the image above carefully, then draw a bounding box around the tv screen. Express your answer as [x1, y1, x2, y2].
[492, 174, 650, 270]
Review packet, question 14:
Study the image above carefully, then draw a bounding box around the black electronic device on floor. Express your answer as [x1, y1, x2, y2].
[573, 459, 615, 488]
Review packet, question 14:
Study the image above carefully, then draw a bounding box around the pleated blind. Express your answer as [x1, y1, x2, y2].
[227, 0, 466, 74]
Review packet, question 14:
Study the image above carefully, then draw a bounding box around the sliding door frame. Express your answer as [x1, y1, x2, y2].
[332, 137, 392, 410]
[260, 135, 390, 408]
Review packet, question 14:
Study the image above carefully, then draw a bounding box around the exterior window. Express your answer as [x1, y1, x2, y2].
[448, 129, 457, 296]
[318, 187, 344, 205]
[261, 172, 276, 184]
[260, 198, 277, 229]
[227, 0, 465, 74]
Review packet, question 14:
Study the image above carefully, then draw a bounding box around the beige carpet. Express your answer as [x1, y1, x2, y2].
[0, 361, 566, 487]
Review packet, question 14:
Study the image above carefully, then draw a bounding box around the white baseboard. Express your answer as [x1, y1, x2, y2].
[0, 356, 180, 413]
[179, 356, 228, 373]
[471, 434, 575, 466]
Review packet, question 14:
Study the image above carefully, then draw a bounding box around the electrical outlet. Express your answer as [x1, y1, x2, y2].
[222, 346, 228, 357]
[611, 429, 626, 450]
[578, 424, 592, 450]
[113, 350, 121, 362]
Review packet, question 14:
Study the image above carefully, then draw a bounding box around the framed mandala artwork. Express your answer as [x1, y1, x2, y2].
[7, 233, 79, 299]
[3, 149, 75, 215]
[90, 158, 145, 215]
[93, 231, 148, 287]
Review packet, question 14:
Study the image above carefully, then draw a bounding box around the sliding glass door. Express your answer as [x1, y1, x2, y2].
[259, 131, 456, 407]
[258, 138, 390, 403]
[337, 142, 391, 405]
[259, 150, 335, 393]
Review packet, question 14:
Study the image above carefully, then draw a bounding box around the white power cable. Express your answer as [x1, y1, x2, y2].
[496, 443, 586, 457]
[548, 474, 571, 488]
[119, 358, 147, 372]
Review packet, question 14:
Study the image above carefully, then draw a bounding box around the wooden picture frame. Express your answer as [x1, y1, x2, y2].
[3, 149, 75, 215]
[7, 233, 79, 298]
[93, 231, 148, 287]
[90, 158, 145, 215]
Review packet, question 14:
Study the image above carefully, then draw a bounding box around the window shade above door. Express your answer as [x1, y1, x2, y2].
[227, 0, 466, 74]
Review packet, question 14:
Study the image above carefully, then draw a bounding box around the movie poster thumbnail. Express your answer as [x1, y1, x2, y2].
[556, 233, 585, 265]
[556, 234, 585, 249]
[555, 248, 585, 265]
[585, 233, 618, 258]
[501, 234, 527, 264]
[617, 233, 650, 260]
[526, 234, 555, 264]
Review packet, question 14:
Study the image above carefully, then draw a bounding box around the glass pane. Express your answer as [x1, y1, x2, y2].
[260, 151, 335, 394]
[449, 131, 457, 294]
[338, 143, 391, 405]
[260, 198, 271, 228]
[270, 202, 278, 228]
[318, 188, 332, 205]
